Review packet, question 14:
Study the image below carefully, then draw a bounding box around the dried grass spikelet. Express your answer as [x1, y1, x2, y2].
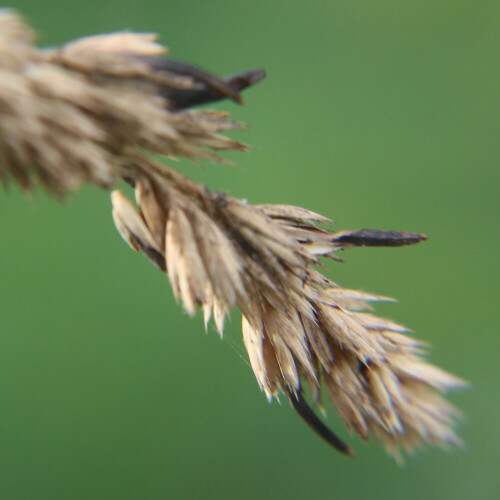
[111, 160, 467, 460]
[0, 10, 467, 461]
[0, 10, 257, 195]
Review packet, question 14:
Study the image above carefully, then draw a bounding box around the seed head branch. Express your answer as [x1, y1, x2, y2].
[0, 10, 467, 460]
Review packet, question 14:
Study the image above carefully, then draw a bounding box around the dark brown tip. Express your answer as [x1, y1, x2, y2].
[144, 57, 266, 110]
[287, 387, 354, 457]
[224, 69, 267, 94]
[331, 229, 428, 248]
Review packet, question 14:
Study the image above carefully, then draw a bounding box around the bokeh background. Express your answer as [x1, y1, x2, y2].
[1, 1, 498, 499]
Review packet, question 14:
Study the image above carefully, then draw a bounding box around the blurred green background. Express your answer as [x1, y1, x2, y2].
[1, 1, 498, 499]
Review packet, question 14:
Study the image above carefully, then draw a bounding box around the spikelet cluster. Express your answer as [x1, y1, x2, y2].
[0, 10, 466, 459]
[0, 10, 244, 195]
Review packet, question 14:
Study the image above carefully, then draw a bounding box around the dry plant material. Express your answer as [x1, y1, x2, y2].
[0, 10, 467, 461]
